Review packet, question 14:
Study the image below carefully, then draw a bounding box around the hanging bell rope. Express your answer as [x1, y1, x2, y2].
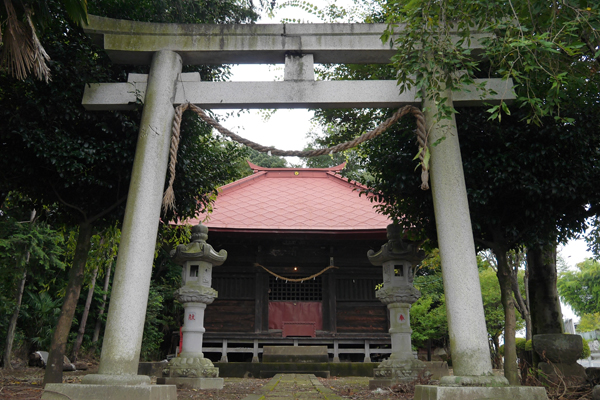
[254, 263, 338, 282]
[162, 103, 429, 213]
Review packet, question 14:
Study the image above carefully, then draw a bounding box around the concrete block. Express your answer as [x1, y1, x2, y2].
[533, 334, 583, 364]
[587, 367, 600, 384]
[262, 346, 328, 363]
[42, 383, 177, 400]
[284, 54, 315, 81]
[138, 361, 168, 377]
[422, 361, 450, 380]
[413, 385, 549, 400]
[157, 377, 224, 389]
[592, 385, 600, 400]
[539, 362, 587, 379]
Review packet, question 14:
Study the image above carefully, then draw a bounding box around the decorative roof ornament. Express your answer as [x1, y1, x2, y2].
[367, 224, 425, 266]
[171, 223, 227, 266]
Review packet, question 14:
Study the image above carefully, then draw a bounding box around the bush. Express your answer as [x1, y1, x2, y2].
[581, 338, 591, 360]
[499, 338, 532, 356]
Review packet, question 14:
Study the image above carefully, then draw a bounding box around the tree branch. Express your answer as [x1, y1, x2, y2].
[87, 195, 127, 224]
[52, 186, 87, 220]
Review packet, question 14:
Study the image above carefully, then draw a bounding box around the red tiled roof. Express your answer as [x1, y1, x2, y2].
[185, 161, 390, 232]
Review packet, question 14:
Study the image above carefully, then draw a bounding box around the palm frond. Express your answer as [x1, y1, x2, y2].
[25, 9, 51, 82]
[61, 0, 88, 26]
[1, 0, 35, 80]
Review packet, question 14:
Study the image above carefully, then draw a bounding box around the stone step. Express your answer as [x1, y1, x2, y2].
[260, 370, 330, 378]
[262, 346, 329, 363]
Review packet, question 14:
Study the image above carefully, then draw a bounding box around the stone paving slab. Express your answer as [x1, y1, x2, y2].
[243, 374, 343, 400]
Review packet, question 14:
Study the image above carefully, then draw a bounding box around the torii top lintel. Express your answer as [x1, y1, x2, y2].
[84, 15, 487, 65]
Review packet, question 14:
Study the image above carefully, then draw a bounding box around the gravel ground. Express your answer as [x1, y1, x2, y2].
[0, 366, 396, 400]
[1, 362, 592, 400]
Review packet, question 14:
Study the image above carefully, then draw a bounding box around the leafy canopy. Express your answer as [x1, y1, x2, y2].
[382, 0, 600, 124]
[558, 259, 600, 317]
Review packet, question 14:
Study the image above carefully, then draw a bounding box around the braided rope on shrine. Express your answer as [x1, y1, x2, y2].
[162, 103, 430, 212]
[254, 263, 338, 282]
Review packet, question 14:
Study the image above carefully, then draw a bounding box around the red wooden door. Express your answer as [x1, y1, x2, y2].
[268, 301, 323, 330]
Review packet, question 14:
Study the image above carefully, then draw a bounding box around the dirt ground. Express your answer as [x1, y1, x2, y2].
[0, 362, 594, 400]
[0, 364, 409, 400]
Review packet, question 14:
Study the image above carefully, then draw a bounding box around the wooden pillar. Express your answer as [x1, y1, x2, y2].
[254, 271, 264, 333]
[325, 269, 337, 333]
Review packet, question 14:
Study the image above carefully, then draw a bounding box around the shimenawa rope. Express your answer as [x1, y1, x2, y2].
[254, 263, 338, 282]
[162, 103, 429, 212]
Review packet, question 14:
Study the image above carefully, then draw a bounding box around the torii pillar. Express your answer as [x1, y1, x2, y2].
[43, 15, 548, 400]
[43, 50, 181, 399]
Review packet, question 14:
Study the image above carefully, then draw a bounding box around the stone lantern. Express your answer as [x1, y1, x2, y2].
[368, 224, 428, 388]
[160, 223, 227, 389]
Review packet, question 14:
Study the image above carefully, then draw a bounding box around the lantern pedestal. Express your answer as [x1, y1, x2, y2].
[367, 225, 429, 388]
[159, 224, 226, 390]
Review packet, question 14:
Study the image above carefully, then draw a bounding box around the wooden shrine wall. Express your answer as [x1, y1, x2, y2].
[203, 232, 389, 335]
[204, 274, 255, 332]
[335, 276, 388, 333]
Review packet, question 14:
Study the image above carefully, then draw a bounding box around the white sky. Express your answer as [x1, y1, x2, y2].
[216, 0, 593, 323]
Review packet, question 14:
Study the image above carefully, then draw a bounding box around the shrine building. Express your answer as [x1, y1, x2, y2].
[183, 161, 393, 363]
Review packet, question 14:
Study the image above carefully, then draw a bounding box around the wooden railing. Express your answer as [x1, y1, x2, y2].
[201, 337, 394, 363]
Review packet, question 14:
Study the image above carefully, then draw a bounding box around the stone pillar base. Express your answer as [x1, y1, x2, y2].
[414, 385, 548, 400]
[81, 373, 151, 385]
[157, 377, 224, 389]
[371, 357, 429, 386]
[42, 383, 177, 400]
[440, 374, 509, 386]
[162, 355, 219, 379]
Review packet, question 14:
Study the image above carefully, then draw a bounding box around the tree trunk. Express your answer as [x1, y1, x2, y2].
[524, 265, 531, 341]
[527, 243, 563, 336]
[71, 260, 100, 362]
[509, 258, 532, 342]
[490, 335, 502, 369]
[2, 268, 27, 369]
[92, 258, 113, 343]
[492, 241, 520, 385]
[43, 221, 94, 385]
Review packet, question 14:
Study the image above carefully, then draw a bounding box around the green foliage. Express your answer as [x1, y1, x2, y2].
[479, 267, 524, 341]
[0, 198, 68, 356]
[274, 0, 354, 23]
[91, 0, 259, 25]
[577, 313, 600, 333]
[140, 284, 166, 361]
[410, 295, 448, 347]
[382, 0, 600, 125]
[409, 249, 448, 347]
[499, 338, 532, 356]
[558, 259, 600, 317]
[581, 338, 591, 359]
[247, 148, 287, 169]
[20, 291, 62, 351]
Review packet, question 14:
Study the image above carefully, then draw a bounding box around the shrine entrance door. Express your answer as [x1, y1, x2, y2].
[267, 275, 323, 337]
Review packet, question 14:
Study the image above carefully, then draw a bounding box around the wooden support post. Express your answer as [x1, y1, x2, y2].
[252, 340, 259, 363]
[364, 340, 372, 363]
[333, 340, 340, 363]
[220, 339, 228, 363]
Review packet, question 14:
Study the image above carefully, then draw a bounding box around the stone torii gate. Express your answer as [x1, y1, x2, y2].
[43, 15, 548, 400]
